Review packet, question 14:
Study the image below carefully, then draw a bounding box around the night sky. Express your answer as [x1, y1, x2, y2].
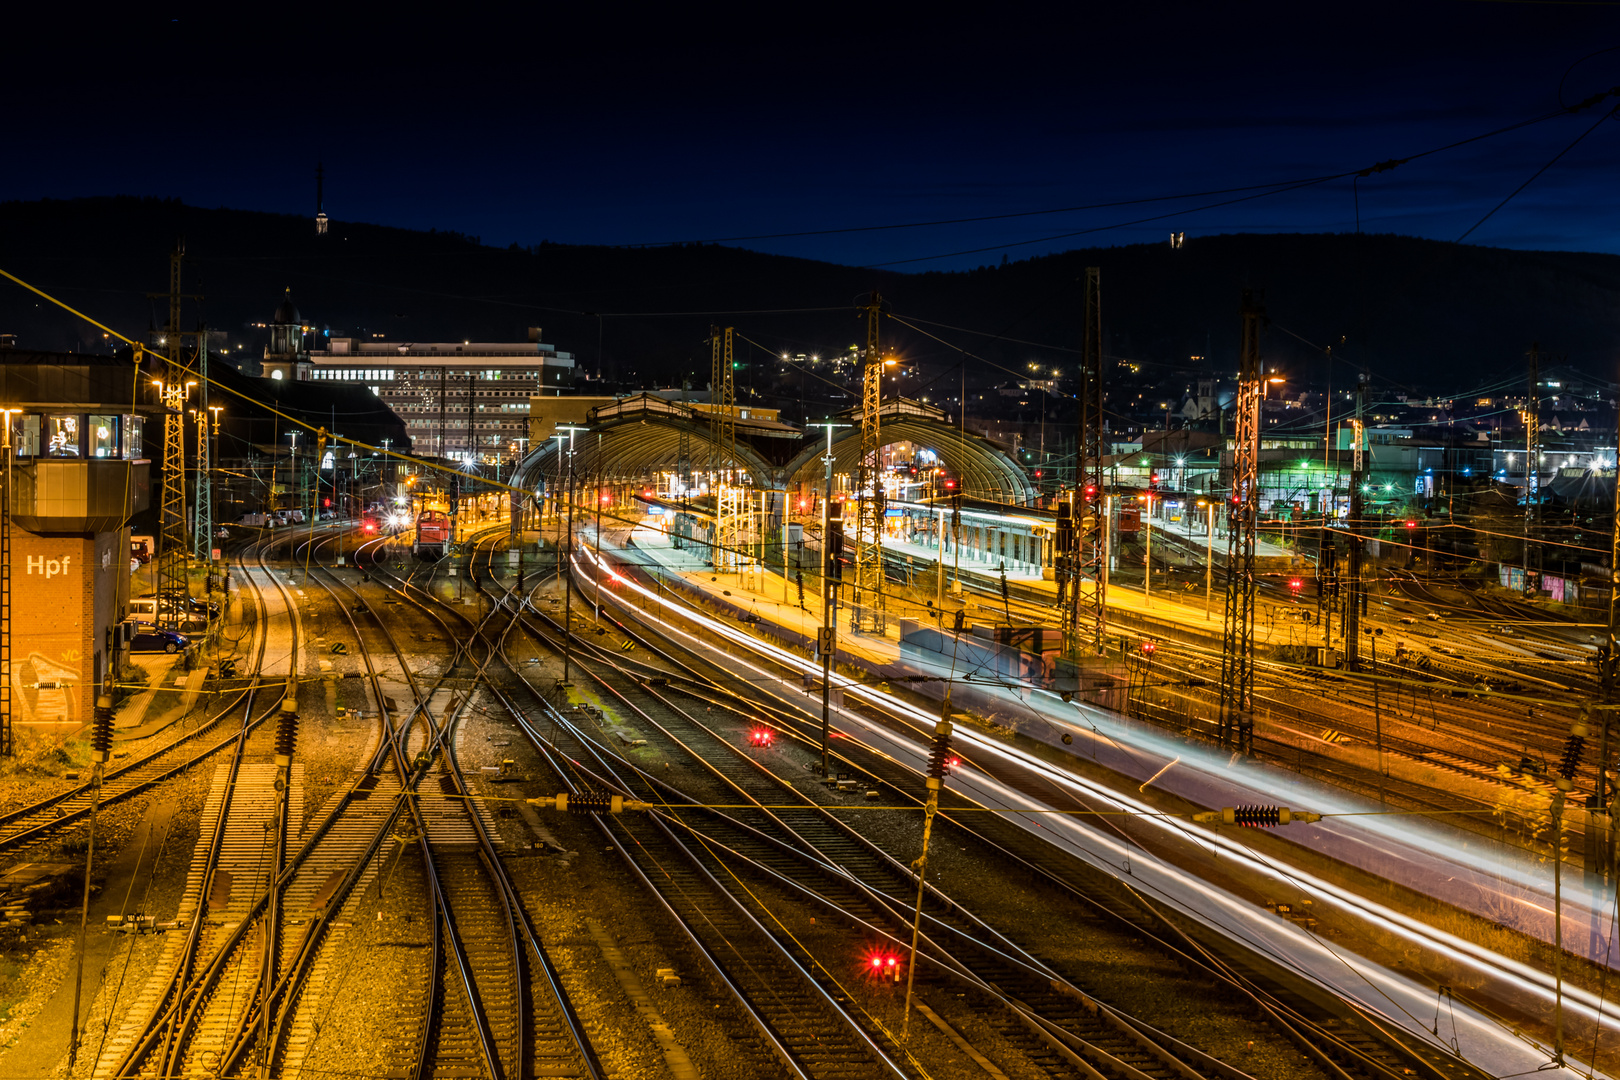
[7, 5, 1620, 270]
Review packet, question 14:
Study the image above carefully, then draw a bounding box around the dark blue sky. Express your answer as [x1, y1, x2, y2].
[9, 4, 1620, 270]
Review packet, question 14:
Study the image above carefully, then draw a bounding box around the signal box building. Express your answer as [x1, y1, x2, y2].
[0, 351, 159, 731]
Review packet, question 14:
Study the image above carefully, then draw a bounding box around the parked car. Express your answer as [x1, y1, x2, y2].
[130, 626, 188, 654]
[129, 538, 151, 565]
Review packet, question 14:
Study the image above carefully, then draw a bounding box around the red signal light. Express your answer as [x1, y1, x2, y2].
[1140, 640, 1156, 655]
[749, 729, 774, 748]
[1288, 578, 1302, 591]
[1405, 520, 1417, 528]
[868, 952, 901, 975]
[944, 480, 955, 489]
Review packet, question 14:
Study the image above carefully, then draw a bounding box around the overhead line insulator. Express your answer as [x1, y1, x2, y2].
[1194, 805, 1322, 827]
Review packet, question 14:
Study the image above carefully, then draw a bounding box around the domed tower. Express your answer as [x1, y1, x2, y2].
[315, 163, 328, 235]
[263, 290, 312, 381]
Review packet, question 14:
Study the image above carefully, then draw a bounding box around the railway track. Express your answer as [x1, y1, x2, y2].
[504, 609, 1255, 1080]
[259, 528, 601, 1080]
[90, 527, 600, 1080]
[380, 524, 1451, 1080]
[548, 534, 1501, 1080]
[365, 530, 924, 1080]
[91, 533, 308, 1079]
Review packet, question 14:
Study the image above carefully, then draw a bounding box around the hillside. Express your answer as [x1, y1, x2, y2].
[1, 197, 1617, 397]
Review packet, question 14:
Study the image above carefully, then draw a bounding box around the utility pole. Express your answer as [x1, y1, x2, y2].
[192, 325, 212, 560]
[1219, 290, 1264, 754]
[208, 406, 223, 590]
[712, 329, 741, 573]
[558, 427, 586, 690]
[1066, 267, 1106, 656]
[1525, 344, 1541, 597]
[676, 376, 692, 492]
[1319, 522, 1336, 657]
[153, 244, 196, 632]
[853, 293, 886, 634]
[817, 423, 841, 776]
[1204, 500, 1215, 621]
[1596, 410, 1620, 883]
[1344, 377, 1366, 668]
[1143, 491, 1153, 607]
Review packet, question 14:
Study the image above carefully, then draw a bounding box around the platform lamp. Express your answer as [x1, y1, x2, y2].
[1198, 497, 1216, 621]
[555, 425, 589, 690]
[207, 407, 223, 594]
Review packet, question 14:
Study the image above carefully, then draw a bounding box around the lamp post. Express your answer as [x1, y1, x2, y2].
[556, 426, 588, 690]
[814, 422, 847, 777]
[286, 430, 300, 529]
[1144, 491, 1153, 608]
[1200, 498, 1214, 621]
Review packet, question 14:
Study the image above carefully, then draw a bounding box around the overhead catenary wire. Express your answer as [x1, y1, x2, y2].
[1455, 104, 1619, 243]
[858, 89, 1620, 267]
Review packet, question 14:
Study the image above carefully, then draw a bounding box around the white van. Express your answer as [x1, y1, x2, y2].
[128, 598, 158, 624]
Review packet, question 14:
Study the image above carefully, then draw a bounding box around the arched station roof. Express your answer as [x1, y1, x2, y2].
[783, 399, 1036, 503]
[511, 393, 794, 494]
[512, 394, 1035, 504]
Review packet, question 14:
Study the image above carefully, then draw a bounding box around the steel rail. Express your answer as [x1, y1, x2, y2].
[503, 580, 1236, 1080]
[105, 533, 305, 1079]
[575, 540, 1480, 1080]
[348, 527, 604, 1080]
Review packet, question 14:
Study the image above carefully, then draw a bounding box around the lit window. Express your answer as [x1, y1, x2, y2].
[45, 414, 81, 457]
[12, 415, 39, 457]
[89, 415, 118, 458]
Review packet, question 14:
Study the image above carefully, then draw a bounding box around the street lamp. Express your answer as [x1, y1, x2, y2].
[555, 425, 589, 691]
[1198, 497, 1214, 620]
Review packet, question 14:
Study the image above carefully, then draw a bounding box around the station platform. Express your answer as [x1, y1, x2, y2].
[879, 534, 1044, 581]
[1148, 514, 1298, 570]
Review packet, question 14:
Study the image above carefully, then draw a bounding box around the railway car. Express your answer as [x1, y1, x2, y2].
[412, 510, 452, 560]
